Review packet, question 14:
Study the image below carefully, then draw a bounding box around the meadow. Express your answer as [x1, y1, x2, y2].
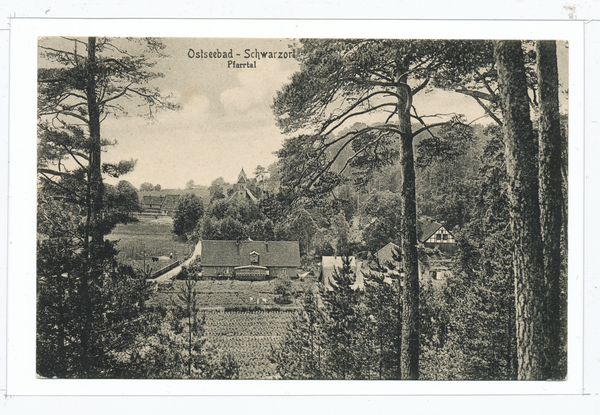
[107, 215, 192, 273]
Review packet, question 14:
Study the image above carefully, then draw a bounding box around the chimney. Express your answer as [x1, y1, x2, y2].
[265, 241, 269, 252]
[236, 239, 240, 255]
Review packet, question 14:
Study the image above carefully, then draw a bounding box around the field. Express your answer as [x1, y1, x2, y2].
[150, 278, 317, 309]
[108, 215, 315, 378]
[203, 310, 297, 379]
[107, 215, 192, 272]
[149, 278, 318, 379]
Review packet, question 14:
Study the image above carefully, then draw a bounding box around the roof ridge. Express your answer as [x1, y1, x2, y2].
[202, 239, 299, 243]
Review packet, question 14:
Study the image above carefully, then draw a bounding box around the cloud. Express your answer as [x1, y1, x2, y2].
[220, 60, 293, 114]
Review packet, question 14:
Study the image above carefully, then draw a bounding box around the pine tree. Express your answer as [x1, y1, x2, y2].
[494, 40, 546, 380]
[37, 37, 178, 376]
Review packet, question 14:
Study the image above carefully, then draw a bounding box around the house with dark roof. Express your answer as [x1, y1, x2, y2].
[140, 195, 164, 215]
[199, 240, 300, 280]
[161, 194, 180, 216]
[140, 194, 181, 216]
[418, 217, 457, 254]
[373, 242, 452, 283]
[371, 218, 456, 282]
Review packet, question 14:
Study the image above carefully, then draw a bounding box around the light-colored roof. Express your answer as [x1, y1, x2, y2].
[320, 256, 365, 291]
[201, 240, 300, 268]
[375, 242, 400, 266]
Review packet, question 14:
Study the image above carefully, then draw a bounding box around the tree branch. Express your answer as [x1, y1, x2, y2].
[100, 83, 134, 105]
[413, 121, 453, 138]
[322, 102, 399, 137]
[305, 126, 401, 190]
[39, 110, 90, 125]
[472, 96, 503, 126]
[412, 77, 430, 96]
[38, 45, 86, 61]
[454, 88, 497, 102]
[337, 134, 386, 176]
[38, 172, 85, 204]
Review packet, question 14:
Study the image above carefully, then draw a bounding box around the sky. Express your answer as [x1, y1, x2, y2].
[39, 38, 569, 189]
[100, 38, 300, 188]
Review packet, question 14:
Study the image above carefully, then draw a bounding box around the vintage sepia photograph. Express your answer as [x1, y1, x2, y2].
[35, 36, 568, 381]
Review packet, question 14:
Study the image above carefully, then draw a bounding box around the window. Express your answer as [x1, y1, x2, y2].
[436, 233, 442, 241]
[443, 234, 448, 241]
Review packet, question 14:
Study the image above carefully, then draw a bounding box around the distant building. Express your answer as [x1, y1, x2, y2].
[140, 195, 165, 215]
[370, 218, 456, 283]
[200, 240, 300, 280]
[140, 194, 181, 216]
[418, 217, 457, 254]
[161, 194, 180, 216]
[229, 168, 258, 203]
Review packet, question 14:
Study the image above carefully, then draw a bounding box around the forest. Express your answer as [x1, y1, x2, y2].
[36, 37, 567, 380]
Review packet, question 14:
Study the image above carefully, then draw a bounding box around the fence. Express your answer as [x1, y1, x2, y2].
[151, 260, 181, 278]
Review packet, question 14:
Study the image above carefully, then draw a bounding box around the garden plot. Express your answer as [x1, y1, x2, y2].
[203, 310, 297, 379]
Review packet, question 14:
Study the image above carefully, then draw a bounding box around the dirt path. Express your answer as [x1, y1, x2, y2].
[149, 240, 202, 283]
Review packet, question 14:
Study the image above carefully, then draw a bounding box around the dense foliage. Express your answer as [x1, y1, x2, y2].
[173, 193, 205, 238]
[37, 197, 151, 378]
[272, 121, 538, 380]
[272, 258, 403, 379]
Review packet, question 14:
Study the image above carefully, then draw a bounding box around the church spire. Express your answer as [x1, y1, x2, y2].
[237, 168, 247, 183]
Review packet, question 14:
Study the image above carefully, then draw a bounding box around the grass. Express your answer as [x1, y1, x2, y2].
[107, 215, 192, 270]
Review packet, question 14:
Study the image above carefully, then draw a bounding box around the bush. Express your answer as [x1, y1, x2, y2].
[274, 279, 293, 304]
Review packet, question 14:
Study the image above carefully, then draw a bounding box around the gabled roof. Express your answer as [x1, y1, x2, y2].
[162, 194, 180, 209]
[141, 195, 163, 205]
[375, 242, 400, 265]
[244, 188, 258, 203]
[229, 187, 258, 203]
[201, 240, 300, 268]
[418, 218, 444, 243]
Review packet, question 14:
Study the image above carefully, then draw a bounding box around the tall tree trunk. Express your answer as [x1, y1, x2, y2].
[397, 75, 420, 380]
[86, 37, 104, 260]
[536, 40, 566, 379]
[80, 36, 103, 374]
[494, 40, 546, 380]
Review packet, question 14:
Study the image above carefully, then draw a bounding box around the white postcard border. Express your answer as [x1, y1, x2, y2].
[7, 17, 585, 396]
